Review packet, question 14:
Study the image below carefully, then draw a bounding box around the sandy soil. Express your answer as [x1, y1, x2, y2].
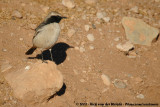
[0, 0, 160, 107]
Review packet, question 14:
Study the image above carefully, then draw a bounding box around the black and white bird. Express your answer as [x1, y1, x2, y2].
[25, 11, 67, 62]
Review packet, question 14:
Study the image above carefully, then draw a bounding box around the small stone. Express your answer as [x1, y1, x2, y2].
[113, 79, 127, 89]
[79, 47, 85, 53]
[87, 34, 95, 42]
[29, 24, 37, 30]
[80, 79, 85, 82]
[19, 38, 23, 41]
[62, 0, 75, 9]
[96, 12, 106, 19]
[85, 0, 97, 4]
[67, 29, 76, 37]
[42, 6, 49, 13]
[92, 24, 96, 29]
[122, 17, 159, 46]
[127, 51, 137, 58]
[103, 17, 110, 23]
[1, 60, 12, 72]
[74, 46, 79, 50]
[101, 74, 111, 86]
[114, 37, 120, 42]
[84, 25, 90, 32]
[25, 66, 30, 70]
[116, 41, 134, 52]
[89, 45, 94, 50]
[130, 6, 139, 13]
[2, 48, 7, 52]
[155, 0, 160, 2]
[136, 94, 144, 99]
[12, 10, 23, 19]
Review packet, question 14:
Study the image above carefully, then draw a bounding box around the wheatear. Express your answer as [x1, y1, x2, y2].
[25, 11, 66, 62]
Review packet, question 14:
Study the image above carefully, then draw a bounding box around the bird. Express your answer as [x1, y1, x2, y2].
[25, 11, 67, 62]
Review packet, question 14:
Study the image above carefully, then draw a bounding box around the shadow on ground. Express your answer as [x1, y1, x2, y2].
[27, 42, 73, 65]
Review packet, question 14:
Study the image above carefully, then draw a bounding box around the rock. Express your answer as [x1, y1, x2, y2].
[136, 94, 144, 99]
[116, 41, 134, 52]
[5, 61, 63, 104]
[122, 17, 159, 46]
[84, 25, 90, 32]
[85, 0, 97, 4]
[1, 60, 12, 72]
[79, 47, 85, 53]
[42, 6, 49, 13]
[103, 17, 110, 23]
[130, 6, 139, 13]
[62, 0, 75, 9]
[89, 45, 94, 50]
[127, 51, 137, 58]
[19, 38, 23, 41]
[25, 66, 30, 70]
[155, 0, 160, 2]
[12, 10, 23, 19]
[96, 12, 106, 19]
[114, 37, 120, 42]
[87, 34, 95, 42]
[2, 48, 7, 52]
[67, 29, 76, 37]
[101, 74, 111, 86]
[113, 79, 127, 89]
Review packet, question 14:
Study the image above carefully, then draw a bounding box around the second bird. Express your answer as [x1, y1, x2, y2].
[25, 11, 66, 62]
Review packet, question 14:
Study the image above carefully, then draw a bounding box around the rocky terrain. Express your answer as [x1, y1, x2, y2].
[0, 0, 160, 107]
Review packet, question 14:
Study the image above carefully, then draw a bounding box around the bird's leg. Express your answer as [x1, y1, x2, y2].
[49, 48, 53, 61]
[41, 50, 47, 63]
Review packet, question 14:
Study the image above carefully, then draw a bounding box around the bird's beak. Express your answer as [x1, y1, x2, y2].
[69, 46, 74, 48]
[62, 16, 67, 19]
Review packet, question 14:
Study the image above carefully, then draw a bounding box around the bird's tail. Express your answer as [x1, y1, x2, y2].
[25, 47, 37, 55]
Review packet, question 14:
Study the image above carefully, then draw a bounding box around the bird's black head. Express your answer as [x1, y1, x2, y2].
[44, 11, 67, 24]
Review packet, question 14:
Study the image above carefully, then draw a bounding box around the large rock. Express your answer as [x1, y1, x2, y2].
[122, 17, 159, 46]
[5, 61, 63, 104]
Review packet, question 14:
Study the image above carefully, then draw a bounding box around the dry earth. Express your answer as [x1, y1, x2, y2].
[0, 0, 160, 107]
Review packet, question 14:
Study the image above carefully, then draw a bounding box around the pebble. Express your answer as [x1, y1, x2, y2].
[136, 94, 144, 99]
[12, 10, 23, 19]
[42, 6, 49, 13]
[113, 79, 127, 89]
[74, 46, 79, 50]
[84, 25, 90, 32]
[2, 48, 7, 52]
[114, 37, 120, 42]
[67, 29, 76, 37]
[25, 66, 30, 70]
[62, 0, 75, 9]
[130, 6, 139, 13]
[85, 0, 97, 4]
[101, 74, 111, 86]
[87, 34, 95, 42]
[92, 24, 96, 29]
[134, 77, 143, 84]
[103, 17, 110, 23]
[89, 45, 94, 50]
[116, 41, 134, 52]
[80, 79, 85, 82]
[19, 38, 23, 41]
[96, 12, 106, 19]
[79, 47, 85, 53]
[127, 51, 137, 58]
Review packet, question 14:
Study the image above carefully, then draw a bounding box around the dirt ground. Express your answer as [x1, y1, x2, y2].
[0, 0, 160, 107]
